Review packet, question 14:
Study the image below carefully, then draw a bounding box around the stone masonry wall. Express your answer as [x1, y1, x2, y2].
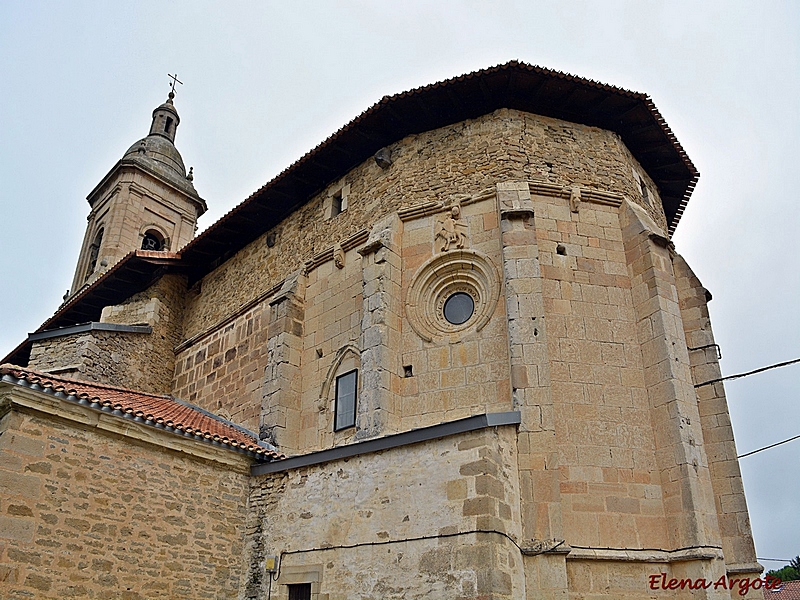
[534, 194, 670, 551]
[172, 109, 662, 450]
[29, 274, 186, 395]
[180, 109, 662, 343]
[172, 301, 270, 433]
[673, 254, 759, 574]
[0, 407, 250, 599]
[399, 196, 512, 430]
[300, 248, 365, 450]
[242, 426, 524, 600]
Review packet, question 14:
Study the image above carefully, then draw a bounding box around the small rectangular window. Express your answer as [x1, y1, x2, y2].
[325, 184, 349, 220]
[288, 583, 311, 600]
[639, 179, 650, 205]
[331, 192, 343, 217]
[334, 369, 358, 431]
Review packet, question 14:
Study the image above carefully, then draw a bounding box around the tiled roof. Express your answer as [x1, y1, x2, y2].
[3, 60, 698, 368]
[765, 580, 800, 600]
[0, 364, 282, 462]
[181, 61, 696, 285]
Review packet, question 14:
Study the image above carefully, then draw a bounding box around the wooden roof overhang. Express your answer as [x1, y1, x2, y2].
[3, 251, 183, 366]
[5, 61, 698, 366]
[178, 61, 697, 285]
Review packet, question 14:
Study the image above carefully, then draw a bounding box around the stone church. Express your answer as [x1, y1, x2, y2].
[0, 62, 762, 599]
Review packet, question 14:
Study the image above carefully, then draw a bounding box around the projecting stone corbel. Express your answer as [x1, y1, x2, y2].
[268, 270, 305, 308]
[358, 214, 399, 263]
[497, 181, 535, 220]
[569, 186, 581, 213]
[333, 244, 345, 269]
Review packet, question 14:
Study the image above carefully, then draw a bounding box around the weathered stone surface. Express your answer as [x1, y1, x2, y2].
[0, 410, 249, 599]
[243, 428, 523, 600]
[29, 275, 186, 395]
[6, 85, 759, 599]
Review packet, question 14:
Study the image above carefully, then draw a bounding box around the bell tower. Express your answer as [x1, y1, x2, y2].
[70, 81, 207, 295]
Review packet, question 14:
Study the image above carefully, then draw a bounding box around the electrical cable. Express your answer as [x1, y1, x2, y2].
[694, 357, 800, 388]
[758, 557, 793, 563]
[738, 434, 800, 459]
[269, 528, 565, 582]
[569, 544, 722, 553]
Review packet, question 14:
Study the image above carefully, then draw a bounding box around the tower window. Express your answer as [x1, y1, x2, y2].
[141, 230, 165, 251]
[85, 228, 104, 281]
[164, 117, 173, 134]
[334, 369, 358, 431]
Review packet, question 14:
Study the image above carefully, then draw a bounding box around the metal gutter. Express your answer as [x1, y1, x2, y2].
[251, 411, 521, 476]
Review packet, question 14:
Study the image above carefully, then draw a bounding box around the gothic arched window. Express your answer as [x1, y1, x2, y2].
[141, 230, 165, 251]
[85, 228, 103, 281]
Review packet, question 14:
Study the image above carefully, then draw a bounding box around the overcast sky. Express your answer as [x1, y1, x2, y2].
[1, 0, 798, 572]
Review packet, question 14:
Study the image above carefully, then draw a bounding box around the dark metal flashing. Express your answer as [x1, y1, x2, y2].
[250, 411, 521, 476]
[28, 322, 153, 342]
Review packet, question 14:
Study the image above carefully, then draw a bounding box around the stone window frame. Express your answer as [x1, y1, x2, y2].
[405, 249, 501, 342]
[323, 183, 350, 220]
[319, 344, 361, 437]
[84, 225, 105, 281]
[334, 368, 358, 431]
[138, 223, 171, 251]
[278, 564, 322, 599]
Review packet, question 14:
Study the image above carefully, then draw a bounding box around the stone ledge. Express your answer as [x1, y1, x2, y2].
[567, 545, 724, 563]
[725, 562, 764, 574]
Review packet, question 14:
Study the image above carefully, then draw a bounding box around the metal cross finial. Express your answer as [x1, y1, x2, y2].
[168, 73, 183, 95]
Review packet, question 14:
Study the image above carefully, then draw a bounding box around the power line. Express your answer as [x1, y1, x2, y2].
[758, 557, 793, 563]
[694, 357, 800, 388]
[738, 434, 800, 459]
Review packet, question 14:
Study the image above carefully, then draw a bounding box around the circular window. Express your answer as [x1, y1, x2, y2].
[443, 292, 474, 325]
[405, 249, 500, 342]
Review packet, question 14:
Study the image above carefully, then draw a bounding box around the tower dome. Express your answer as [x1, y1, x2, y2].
[121, 91, 199, 198]
[69, 86, 207, 295]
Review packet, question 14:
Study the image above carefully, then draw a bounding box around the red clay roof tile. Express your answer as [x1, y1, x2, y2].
[765, 580, 800, 600]
[0, 364, 282, 461]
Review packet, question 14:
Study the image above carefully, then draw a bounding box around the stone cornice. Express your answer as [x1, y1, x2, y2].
[397, 181, 624, 224]
[567, 545, 724, 563]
